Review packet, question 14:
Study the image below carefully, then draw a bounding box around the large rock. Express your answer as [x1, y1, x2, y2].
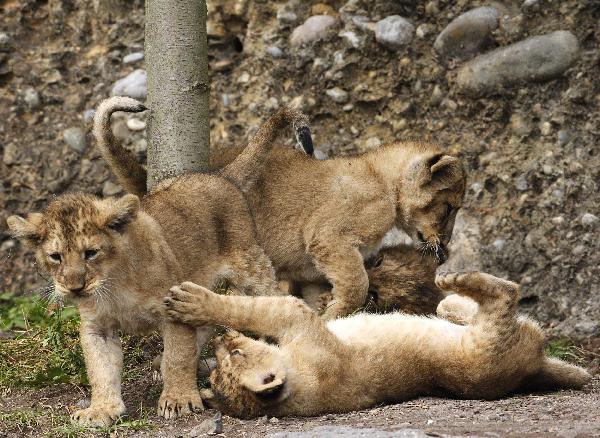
[375, 16, 414, 50]
[290, 15, 339, 47]
[456, 31, 579, 96]
[110, 69, 147, 100]
[434, 7, 499, 60]
[438, 210, 482, 273]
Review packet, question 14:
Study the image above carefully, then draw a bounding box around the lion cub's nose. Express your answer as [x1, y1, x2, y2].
[69, 285, 85, 295]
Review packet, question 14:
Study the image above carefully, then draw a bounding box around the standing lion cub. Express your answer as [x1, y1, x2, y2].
[164, 273, 591, 418]
[6, 98, 309, 426]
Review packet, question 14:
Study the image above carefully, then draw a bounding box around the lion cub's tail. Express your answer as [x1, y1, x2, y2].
[221, 107, 313, 192]
[523, 356, 592, 391]
[93, 96, 148, 197]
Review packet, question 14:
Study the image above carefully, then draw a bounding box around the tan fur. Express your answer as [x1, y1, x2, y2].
[110, 110, 466, 319]
[5, 100, 309, 426]
[240, 143, 466, 319]
[212, 141, 466, 319]
[300, 245, 443, 315]
[164, 273, 591, 419]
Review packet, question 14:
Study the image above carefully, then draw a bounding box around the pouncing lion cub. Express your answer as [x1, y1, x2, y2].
[6, 98, 309, 426]
[164, 273, 591, 418]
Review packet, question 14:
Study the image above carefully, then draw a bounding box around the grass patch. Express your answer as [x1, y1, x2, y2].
[0, 293, 162, 389]
[545, 338, 586, 364]
[0, 408, 154, 437]
[0, 294, 86, 388]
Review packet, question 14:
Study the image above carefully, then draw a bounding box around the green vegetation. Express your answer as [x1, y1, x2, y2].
[0, 293, 162, 388]
[545, 338, 587, 364]
[0, 408, 154, 437]
[0, 293, 86, 388]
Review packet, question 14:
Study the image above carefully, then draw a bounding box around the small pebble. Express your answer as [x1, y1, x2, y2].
[581, 213, 599, 227]
[111, 69, 147, 100]
[0, 32, 9, 50]
[515, 174, 528, 191]
[540, 121, 552, 136]
[266, 46, 283, 58]
[290, 15, 338, 47]
[551, 216, 564, 226]
[326, 87, 349, 103]
[123, 51, 144, 64]
[63, 127, 86, 153]
[492, 239, 506, 251]
[375, 16, 414, 50]
[83, 109, 95, 123]
[572, 245, 586, 256]
[23, 88, 40, 108]
[277, 9, 297, 25]
[557, 129, 571, 145]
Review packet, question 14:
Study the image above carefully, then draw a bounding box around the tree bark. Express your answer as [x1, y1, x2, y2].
[145, 0, 210, 190]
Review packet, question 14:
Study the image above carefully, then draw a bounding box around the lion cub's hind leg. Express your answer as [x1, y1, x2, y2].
[435, 272, 519, 314]
[436, 294, 478, 325]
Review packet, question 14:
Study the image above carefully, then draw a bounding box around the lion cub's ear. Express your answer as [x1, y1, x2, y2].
[103, 194, 140, 232]
[420, 154, 463, 189]
[6, 213, 45, 245]
[240, 370, 286, 400]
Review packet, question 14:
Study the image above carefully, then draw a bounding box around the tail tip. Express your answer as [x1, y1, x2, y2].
[295, 126, 314, 156]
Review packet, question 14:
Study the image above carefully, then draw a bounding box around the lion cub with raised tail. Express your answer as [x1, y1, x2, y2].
[164, 273, 591, 418]
[6, 98, 309, 426]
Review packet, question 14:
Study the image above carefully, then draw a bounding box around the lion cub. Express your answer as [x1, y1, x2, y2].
[164, 273, 591, 418]
[6, 97, 308, 426]
[301, 244, 443, 315]
[225, 140, 467, 319]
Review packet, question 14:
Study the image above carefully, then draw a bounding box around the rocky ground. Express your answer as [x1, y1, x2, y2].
[2, 374, 600, 437]
[1, 0, 599, 436]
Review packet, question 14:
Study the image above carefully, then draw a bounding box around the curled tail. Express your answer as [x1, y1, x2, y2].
[221, 107, 313, 192]
[93, 96, 148, 197]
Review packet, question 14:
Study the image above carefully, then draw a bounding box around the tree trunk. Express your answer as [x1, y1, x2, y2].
[145, 0, 210, 190]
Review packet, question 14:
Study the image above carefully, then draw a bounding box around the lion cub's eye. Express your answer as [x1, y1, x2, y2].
[231, 349, 243, 356]
[84, 249, 99, 260]
[49, 253, 61, 263]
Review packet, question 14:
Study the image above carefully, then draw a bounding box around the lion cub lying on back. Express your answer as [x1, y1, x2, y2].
[164, 273, 591, 418]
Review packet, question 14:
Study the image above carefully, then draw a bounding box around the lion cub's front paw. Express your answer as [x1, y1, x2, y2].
[164, 282, 216, 326]
[157, 389, 203, 420]
[71, 403, 125, 427]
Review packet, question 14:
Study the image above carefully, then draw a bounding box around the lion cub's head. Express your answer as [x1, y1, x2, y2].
[396, 146, 466, 264]
[7, 193, 140, 301]
[204, 330, 288, 418]
[365, 245, 443, 314]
